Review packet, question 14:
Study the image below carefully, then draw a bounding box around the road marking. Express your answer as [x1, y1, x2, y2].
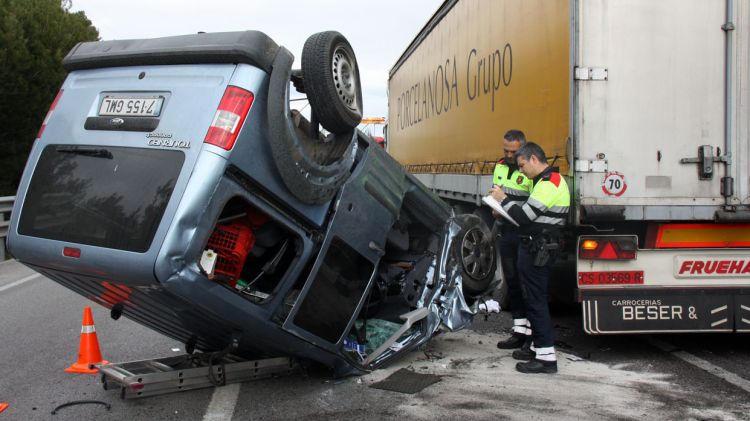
[203, 383, 240, 421]
[649, 338, 750, 394]
[0, 259, 15, 267]
[0, 273, 41, 293]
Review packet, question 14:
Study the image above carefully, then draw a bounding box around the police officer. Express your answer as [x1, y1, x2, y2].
[493, 130, 534, 350]
[491, 142, 570, 374]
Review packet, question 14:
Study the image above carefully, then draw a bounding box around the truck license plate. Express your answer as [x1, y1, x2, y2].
[578, 271, 644, 285]
[99, 96, 164, 117]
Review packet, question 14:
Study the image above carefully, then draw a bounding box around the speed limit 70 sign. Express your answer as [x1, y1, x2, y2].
[601, 171, 627, 196]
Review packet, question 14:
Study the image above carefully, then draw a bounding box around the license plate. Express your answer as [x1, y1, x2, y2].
[578, 271, 644, 285]
[99, 96, 164, 117]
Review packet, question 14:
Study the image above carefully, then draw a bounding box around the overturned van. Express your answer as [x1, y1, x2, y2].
[7, 30, 498, 375]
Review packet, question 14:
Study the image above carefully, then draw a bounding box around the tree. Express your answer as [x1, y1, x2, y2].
[0, 0, 99, 196]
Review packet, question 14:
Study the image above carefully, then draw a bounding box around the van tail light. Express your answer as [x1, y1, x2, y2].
[578, 236, 637, 260]
[204, 86, 254, 150]
[37, 89, 64, 139]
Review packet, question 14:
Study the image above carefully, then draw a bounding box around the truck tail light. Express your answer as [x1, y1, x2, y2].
[37, 89, 64, 139]
[654, 223, 750, 248]
[578, 236, 637, 260]
[204, 86, 254, 150]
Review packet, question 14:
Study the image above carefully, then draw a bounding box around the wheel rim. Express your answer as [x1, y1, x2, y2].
[460, 227, 493, 279]
[332, 46, 360, 112]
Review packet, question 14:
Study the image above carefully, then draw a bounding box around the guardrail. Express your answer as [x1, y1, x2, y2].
[0, 196, 15, 261]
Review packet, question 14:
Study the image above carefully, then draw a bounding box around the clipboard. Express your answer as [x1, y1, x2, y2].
[481, 195, 519, 227]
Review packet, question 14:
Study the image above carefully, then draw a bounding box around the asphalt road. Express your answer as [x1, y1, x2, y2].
[1, 259, 749, 420]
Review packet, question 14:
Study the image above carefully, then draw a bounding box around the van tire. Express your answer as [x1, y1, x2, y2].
[451, 214, 496, 297]
[267, 47, 356, 204]
[302, 31, 363, 133]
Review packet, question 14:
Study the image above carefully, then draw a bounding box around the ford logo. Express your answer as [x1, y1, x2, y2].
[109, 118, 125, 126]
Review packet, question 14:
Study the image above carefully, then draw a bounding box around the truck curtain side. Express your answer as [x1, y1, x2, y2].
[387, 0, 750, 334]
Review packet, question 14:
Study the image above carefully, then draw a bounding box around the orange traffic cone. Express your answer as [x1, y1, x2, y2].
[65, 306, 108, 374]
[0, 403, 8, 413]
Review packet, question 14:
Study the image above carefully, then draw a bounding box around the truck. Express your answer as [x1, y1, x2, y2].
[387, 0, 750, 334]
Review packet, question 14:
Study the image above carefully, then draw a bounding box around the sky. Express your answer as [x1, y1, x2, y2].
[69, 0, 443, 136]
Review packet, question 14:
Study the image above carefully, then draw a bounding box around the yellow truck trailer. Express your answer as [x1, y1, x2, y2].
[388, 0, 750, 334]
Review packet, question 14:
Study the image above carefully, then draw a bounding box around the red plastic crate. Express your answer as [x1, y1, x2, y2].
[206, 223, 255, 287]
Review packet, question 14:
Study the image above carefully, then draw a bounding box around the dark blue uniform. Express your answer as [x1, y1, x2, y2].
[493, 159, 532, 346]
[501, 166, 569, 369]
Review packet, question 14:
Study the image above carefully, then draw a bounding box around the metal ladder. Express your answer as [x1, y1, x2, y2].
[99, 354, 298, 399]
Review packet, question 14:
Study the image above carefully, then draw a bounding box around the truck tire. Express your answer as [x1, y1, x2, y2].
[302, 31, 363, 133]
[451, 214, 496, 296]
[267, 46, 357, 204]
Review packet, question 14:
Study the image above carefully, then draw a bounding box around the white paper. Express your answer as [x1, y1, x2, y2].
[481, 195, 519, 227]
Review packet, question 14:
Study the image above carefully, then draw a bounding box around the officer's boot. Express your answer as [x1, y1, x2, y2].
[511, 336, 535, 360]
[496, 333, 525, 349]
[497, 318, 529, 349]
[516, 346, 557, 374]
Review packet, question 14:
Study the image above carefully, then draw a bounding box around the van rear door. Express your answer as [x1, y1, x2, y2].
[10, 63, 238, 285]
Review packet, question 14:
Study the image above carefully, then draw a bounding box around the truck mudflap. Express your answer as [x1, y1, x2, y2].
[580, 289, 750, 334]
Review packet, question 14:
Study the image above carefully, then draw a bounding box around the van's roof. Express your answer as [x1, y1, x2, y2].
[63, 30, 280, 73]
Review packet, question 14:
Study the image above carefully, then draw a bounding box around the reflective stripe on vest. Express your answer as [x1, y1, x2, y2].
[493, 163, 532, 205]
[502, 168, 570, 228]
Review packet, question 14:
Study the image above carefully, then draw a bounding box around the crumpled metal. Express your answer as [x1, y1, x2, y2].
[367, 215, 500, 368]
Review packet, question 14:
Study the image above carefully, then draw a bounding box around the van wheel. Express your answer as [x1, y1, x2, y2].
[302, 31, 363, 133]
[452, 215, 496, 297]
[267, 47, 357, 204]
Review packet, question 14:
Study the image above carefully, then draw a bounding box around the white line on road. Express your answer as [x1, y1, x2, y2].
[0, 274, 41, 293]
[203, 383, 241, 421]
[649, 338, 750, 394]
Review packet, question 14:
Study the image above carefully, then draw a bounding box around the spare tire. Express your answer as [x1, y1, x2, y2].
[302, 31, 363, 133]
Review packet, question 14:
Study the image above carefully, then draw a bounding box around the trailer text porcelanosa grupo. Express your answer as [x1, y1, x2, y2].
[386, 0, 750, 334]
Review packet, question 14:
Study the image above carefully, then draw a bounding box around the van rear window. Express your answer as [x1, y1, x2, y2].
[19, 145, 184, 252]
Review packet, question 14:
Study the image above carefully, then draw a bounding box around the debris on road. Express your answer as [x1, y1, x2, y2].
[51, 400, 110, 415]
[369, 368, 441, 394]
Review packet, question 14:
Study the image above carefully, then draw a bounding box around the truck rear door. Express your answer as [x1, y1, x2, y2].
[575, 0, 743, 218]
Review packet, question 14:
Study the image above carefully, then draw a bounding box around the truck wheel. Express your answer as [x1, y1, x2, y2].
[302, 31, 363, 133]
[452, 215, 496, 296]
